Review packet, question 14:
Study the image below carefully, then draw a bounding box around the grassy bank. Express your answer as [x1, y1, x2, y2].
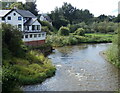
[106, 35, 120, 68]
[2, 23, 56, 92]
[46, 33, 113, 47]
[3, 50, 56, 92]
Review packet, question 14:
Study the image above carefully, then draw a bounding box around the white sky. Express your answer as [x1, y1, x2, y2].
[18, 0, 120, 17]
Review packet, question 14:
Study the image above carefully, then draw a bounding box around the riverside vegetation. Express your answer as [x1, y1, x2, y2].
[1, 1, 120, 92]
[2, 23, 56, 92]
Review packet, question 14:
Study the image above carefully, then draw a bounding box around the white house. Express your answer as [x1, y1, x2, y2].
[39, 13, 52, 26]
[0, 9, 46, 46]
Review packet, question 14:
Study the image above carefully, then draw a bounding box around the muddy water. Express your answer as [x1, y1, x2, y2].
[23, 43, 119, 91]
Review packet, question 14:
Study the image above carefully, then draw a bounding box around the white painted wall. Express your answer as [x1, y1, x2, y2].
[5, 11, 24, 31]
[40, 15, 47, 21]
[0, 17, 5, 23]
[22, 32, 46, 42]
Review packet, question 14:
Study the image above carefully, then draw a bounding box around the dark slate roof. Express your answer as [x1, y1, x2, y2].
[24, 18, 38, 26]
[0, 10, 11, 17]
[41, 14, 52, 22]
[15, 9, 36, 18]
[0, 9, 36, 18]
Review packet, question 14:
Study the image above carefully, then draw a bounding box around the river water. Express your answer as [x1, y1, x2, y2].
[22, 43, 119, 91]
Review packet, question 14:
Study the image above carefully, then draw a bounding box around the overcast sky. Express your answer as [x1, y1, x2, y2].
[19, 0, 120, 17]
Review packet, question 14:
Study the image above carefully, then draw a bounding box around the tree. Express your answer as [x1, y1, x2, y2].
[24, 0, 38, 16]
[38, 20, 54, 31]
[74, 28, 85, 36]
[10, 2, 25, 9]
[1, 2, 15, 9]
[58, 26, 69, 36]
[2, 23, 26, 58]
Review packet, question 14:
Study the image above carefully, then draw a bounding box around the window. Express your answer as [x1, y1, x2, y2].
[8, 16, 11, 20]
[25, 35, 28, 38]
[42, 33, 44, 37]
[13, 13, 16, 16]
[27, 26, 29, 30]
[18, 24, 22, 30]
[32, 25, 35, 30]
[37, 25, 40, 30]
[30, 34, 32, 38]
[2, 17, 5, 21]
[18, 16, 22, 20]
[38, 34, 41, 37]
[34, 34, 37, 38]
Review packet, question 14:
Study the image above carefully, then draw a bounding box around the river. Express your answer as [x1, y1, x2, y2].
[22, 43, 119, 91]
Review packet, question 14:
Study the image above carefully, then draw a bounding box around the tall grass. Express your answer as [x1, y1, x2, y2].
[106, 35, 120, 68]
[2, 50, 56, 92]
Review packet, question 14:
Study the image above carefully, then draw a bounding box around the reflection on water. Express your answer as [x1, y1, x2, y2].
[22, 43, 119, 91]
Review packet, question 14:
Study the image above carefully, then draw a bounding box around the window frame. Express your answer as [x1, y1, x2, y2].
[25, 35, 28, 38]
[2, 17, 5, 21]
[18, 16, 22, 20]
[18, 24, 22, 30]
[7, 16, 11, 20]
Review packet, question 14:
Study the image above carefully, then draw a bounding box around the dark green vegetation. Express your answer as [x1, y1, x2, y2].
[106, 26, 120, 69]
[46, 33, 113, 47]
[1, 1, 120, 92]
[1, 0, 38, 16]
[2, 23, 56, 92]
[42, 3, 118, 47]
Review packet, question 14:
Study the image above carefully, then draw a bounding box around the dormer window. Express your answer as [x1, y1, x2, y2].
[18, 16, 22, 20]
[8, 16, 11, 20]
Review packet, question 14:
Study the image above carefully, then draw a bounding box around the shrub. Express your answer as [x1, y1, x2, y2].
[58, 26, 69, 36]
[2, 66, 19, 92]
[41, 26, 51, 34]
[38, 20, 54, 31]
[2, 23, 26, 58]
[74, 28, 85, 36]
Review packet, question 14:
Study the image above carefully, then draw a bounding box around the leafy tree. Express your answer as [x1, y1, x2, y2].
[38, 20, 54, 31]
[74, 28, 85, 36]
[2, 23, 26, 58]
[50, 2, 94, 29]
[10, 2, 25, 9]
[41, 26, 51, 34]
[1, 1, 15, 9]
[58, 26, 69, 36]
[24, 1, 38, 16]
[114, 14, 120, 23]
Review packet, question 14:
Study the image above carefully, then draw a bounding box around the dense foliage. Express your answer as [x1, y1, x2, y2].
[74, 28, 85, 36]
[2, 24, 55, 92]
[106, 25, 120, 68]
[58, 26, 69, 36]
[46, 34, 113, 47]
[1, 0, 38, 16]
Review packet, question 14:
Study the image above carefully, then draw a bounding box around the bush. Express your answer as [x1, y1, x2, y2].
[41, 26, 51, 34]
[2, 66, 19, 92]
[74, 28, 85, 36]
[2, 23, 26, 58]
[58, 26, 69, 36]
[38, 20, 54, 31]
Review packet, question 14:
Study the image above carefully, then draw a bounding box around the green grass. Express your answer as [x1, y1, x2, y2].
[2, 50, 56, 92]
[85, 33, 113, 37]
[105, 34, 120, 68]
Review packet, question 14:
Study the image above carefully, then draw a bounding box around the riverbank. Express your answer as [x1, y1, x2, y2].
[46, 34, 113, 47]
[99, 51, 109, 62]
[2, 23, 56, 92]
[23, 43, 119, 91]
[3, 50, 56, 92]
